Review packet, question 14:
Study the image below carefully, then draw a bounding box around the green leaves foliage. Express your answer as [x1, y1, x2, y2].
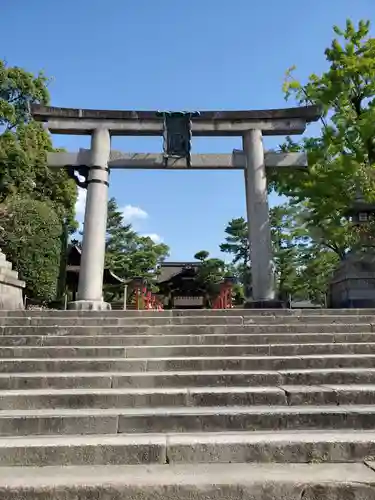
[221, 203, 340, 304]
[0, 196, 62, 301]
[0, 60, 49, 131]
[0, 60, 77, 301]
[253, 18, 375, 303]
[275, 20, 375, 221]
[104, 197, 170, 300]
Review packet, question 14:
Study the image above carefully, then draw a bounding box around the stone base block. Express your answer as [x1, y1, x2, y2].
[0, 250, 25, 310]
[330, 250, 375, 308]
[68, 300, 112, 311]
[244, 299, 286, 309]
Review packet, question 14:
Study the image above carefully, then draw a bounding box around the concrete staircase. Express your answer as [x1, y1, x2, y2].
[1, 309, 375, 498]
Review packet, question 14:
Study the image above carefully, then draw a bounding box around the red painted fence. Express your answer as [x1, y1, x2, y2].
[134, 286, 164, 311]
[212, 280, 234, 309]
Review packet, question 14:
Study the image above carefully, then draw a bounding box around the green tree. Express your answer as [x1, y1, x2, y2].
[0, 60, 76, 222]
[220, 218, 250, 264]
[0, 61, 49, 130]
[194, 250, 210, 262]
[219, 21, 375, 305]
[220, 209, 304, 299]
[0, 196, 62, 301]
[193, 251, 227, 308]
[105, 197, 138, 273]
[219, 202, 339, 304]
[271, 19, 375, 256]
[0, 61, 78, 300]
[271, 203, 340, 304]
[297, 245, 339, 305]
[270, 203, 310, 300]
[104, 197, 170, 300]
[219, 217, 251, 293]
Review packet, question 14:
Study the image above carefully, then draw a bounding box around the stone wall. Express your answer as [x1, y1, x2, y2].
[0, 250, 25, 310]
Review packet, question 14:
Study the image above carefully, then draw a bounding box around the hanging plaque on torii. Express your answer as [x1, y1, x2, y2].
[156, 111, 200, 167]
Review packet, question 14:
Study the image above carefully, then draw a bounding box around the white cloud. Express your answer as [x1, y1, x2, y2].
[142, 233, 163, 244]
[75, 188, 87, 218]
[75, 193, 151, 242]
[76, 193, 148, 224]
[121, 205, 148, 222]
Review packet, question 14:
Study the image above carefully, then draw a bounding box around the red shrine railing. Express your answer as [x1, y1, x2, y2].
[131, 277, 235, 311]
[212, 279, 234, 309]
[134, 285, 164, 311]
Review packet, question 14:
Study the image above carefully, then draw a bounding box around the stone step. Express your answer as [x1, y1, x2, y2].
[2, 323, 373, 336]
[0, 430, 374, 466]
[2, 368, 375, 390]
[0, 316, 244, 327]
[0, 387, 288, 409]
[0, 462, 374, 500]
[242, 316, 375, 325]
[0, 268, 18, 280]
[0, 354, 374, 373]
[115, 342, 375, 358]
[0, 259, 12, 271]
[279, 368, 375, 385]
[0, 429, 375, 467]
[1, 342, 375, 358]
[2, 332, 375, 346]
[9, 307, 375, 315]
[3, 308, 375, 495]
[1, 405, 375, 436]
[167, 430, 375, 464]
[243, 315, 375, 324]
[1, 385, 375, 410]
[2, 315, 375, 327]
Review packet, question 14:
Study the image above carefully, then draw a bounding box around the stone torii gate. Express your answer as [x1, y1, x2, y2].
[31, 105, 320, 310]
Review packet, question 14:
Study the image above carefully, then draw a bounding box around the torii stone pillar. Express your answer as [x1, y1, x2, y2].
[71, 128, 111, 311]
[46, 148, 307, 310]
[243, 130, 275, 306]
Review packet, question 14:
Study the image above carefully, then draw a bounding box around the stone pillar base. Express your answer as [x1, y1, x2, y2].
[0, 250, 25, 310]
[244, 299, 286, 309]
[67, 300, 111, 311]
[330, 249, 375, 308]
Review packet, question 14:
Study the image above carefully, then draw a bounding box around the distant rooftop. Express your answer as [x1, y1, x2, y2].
[158, 261, 202, 283]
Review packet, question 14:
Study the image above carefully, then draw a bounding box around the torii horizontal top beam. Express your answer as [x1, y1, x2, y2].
[31, 104, 321, 137]
[48, 149, 307, 170]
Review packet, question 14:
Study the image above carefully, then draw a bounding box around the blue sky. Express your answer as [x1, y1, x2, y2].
[1, 0, 374, 260]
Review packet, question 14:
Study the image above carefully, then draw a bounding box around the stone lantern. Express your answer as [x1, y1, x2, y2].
[345, 190, 375, 236]
[330, 190, 375, 308]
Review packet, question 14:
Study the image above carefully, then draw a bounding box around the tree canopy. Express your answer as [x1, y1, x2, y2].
[104, 197, 170, 301]
[0, 196, 63, 301]
[271, 19, 375, 257]
[0, 60, 77, 301]
[219, 20, 375, 305]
